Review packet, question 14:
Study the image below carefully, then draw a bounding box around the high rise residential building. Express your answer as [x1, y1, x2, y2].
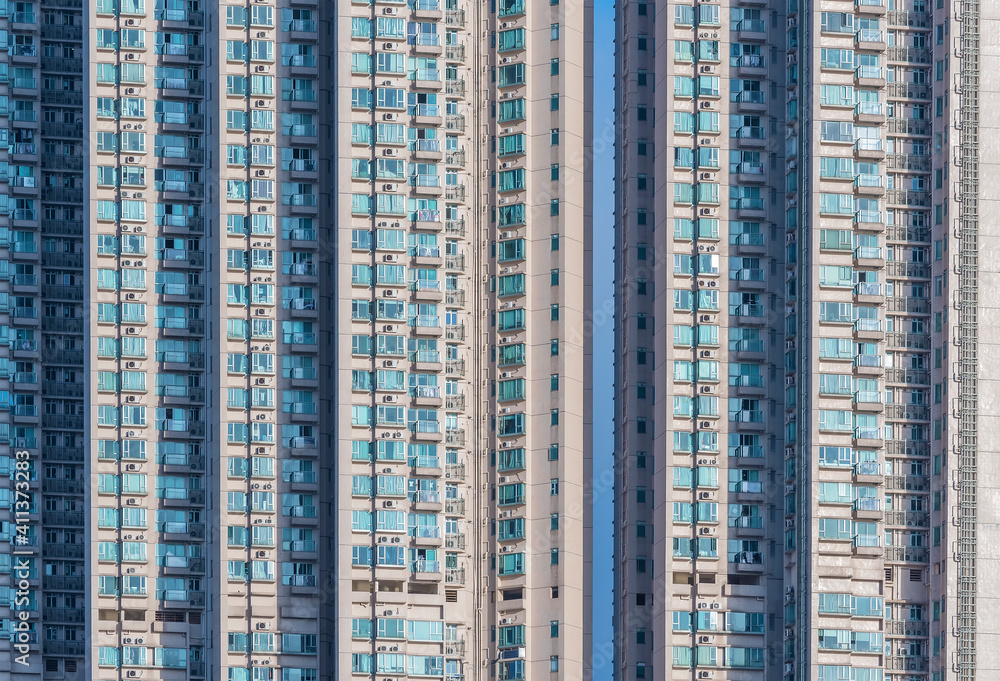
[0, 0, 592, 679]
[615, 0, 1000, 680]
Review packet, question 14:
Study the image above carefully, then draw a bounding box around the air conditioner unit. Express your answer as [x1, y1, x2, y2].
[500, 230, 514, 239]
[698, 672, 714, 680]
[499, 618, 514, 625]
[126, 431, 137, 438]
[384, 148, 397, 157]
[126, 293, 138, 300]
[383, 113, 397, 122]
[256, 551, 268, 558]
[125, 88, 137, 95]
[500, 372, 512, 378]
[383, 395, 398, 403]
[383, 254, 399, 263]
[127, 498, 138, 505]
[384, 289, 397, 298]
[125, 157, 138, 164]
[384, 360, 398, 369]
[135, 637, 144, 644]
[125, 18, 136, 26]
[257, 622, 270, 630]
[384, 500, 397, 508]
[383, 324, 398, 332]
[498, 476, 510, 484]
[499, 408, 511, 415]
[383, 42, 395, 50]
[384, 6, 397, 14]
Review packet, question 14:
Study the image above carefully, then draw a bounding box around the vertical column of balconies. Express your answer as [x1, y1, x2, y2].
[344, 0, 474, 678]
[216, 0, 291, 675]
[612, 0, 656, 677]
[37, 0, 86, 669]
[789, 0, 889, 678]
[490, 1, 530, 677]
[655, 1, 779, 678]
[881, 5, 934, 679]
[91, 0, 208, 677]
[0, 0, 45, 672]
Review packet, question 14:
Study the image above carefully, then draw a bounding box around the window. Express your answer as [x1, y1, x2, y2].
[551, 269, 560, 285]
[550, 479, 560, 495]
[551, 58, 560, 75]
[551, 128, 560, 145]
[550, 94, 559, 111]
[551, 23, 559, 40]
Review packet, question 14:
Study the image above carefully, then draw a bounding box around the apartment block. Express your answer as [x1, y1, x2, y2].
[615, 0, 1000, 680]
[0, 0, 590, 680]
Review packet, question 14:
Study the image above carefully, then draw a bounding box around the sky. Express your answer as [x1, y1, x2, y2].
[591, 0, 616, 677]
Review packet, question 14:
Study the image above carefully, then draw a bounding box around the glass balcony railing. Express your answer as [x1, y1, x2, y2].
[855, 65, 885, 80]
[854, 246, 883, 260]
[854, 282, 883, 296]
[853, 318, 882, 333]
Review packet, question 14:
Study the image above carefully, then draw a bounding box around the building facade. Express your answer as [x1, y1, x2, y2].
[615, 0, 1000, 680]
[0, 0, 592, 680]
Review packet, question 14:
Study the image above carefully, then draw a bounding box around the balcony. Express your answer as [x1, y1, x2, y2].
[731, 374, 765, 397]
[853, 427, 883, 449]
[736, 54, 767, 76]
[735, 19, 767, 41]
[730, 516, 765, 537]
[853, 281, 884, 304]
[884, 403, 930, 421]
[854, 101, 886, 125]
[853, 461, 883, 484]
[734, 162, 766, 184]
[732, 551, 764, 572]
[853, 318, 885, 342]
[855, 0, 886, 14]
[734, 125, 766, 149]
[735, 89, 767, 112]
[731, 303, 766, 326]
[855, 29, 886, 50]
[887, 81, 929, 100]
[853, 390, 884, 412]
[852, 497, 882, 520]
[853, 246, 883, 268]
[730, 446, 765, 467]
[853, 140, 886, 166]
[732, 268, 766, 290]
[853, 173, 885, 197]
[853, 209, 885, 232]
